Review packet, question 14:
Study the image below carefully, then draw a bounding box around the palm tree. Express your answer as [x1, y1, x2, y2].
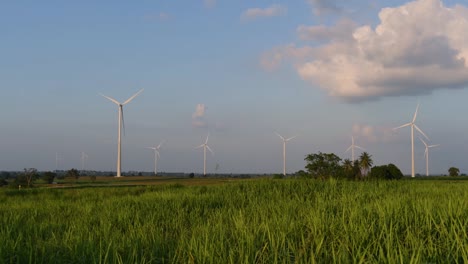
[359, 152, 373, 177]
[342, 159, 355, 179]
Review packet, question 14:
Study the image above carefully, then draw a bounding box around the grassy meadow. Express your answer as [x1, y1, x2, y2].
[1, 178, 468, 263]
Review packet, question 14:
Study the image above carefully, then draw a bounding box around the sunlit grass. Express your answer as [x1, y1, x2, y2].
[1, 179, 468, 263]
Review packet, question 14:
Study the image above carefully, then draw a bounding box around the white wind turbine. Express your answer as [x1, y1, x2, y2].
[100, 89, 144, 177]
[419, 137, 439, 177]
[195, 134, 213, 176]
[81, 152, 89, 172]
[275, 132, 297, 176]
[146, 141, 165, 176]
[393, 104, 429, 178]
[345, 136, 364, 162]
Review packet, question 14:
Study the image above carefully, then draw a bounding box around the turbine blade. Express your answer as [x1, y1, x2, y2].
[393, 123, 411, 130]
[418, 137, 428, 147]
[414, 125, 429, 140]
[156, 150, 160, 158]
[123, 89, 144, 105]
[354, 145, 365, 151]
[157, 140, 165, 149]
[345, 146, 352, 152]
[428, 144, 440, 148]
[100, 93, 121, 105]
[205, 133, 210, 144]
[121, 106, 126, 136]
[146, 147, 156, 150]
[206, 145, 214, 154]
[424, 148, 428, 158]
[195, 144, 204, 149]
[286, 135, 297, 141]
[275, 132, 285, 141]
[412, 103, 420, 123]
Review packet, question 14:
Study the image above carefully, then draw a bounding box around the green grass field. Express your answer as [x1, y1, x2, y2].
[1, 178, 468, 263]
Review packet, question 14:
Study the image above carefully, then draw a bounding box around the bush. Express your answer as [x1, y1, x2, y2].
[42, 171, 57, 184]
[370, 164, 403, 180]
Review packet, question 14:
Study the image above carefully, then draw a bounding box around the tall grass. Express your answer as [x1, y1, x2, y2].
[1, 179, 468, 263]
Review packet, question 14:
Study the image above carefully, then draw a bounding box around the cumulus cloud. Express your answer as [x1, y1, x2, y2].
[264, 0, 468, 102]
[192, 104, 207, 128]
[241, 4, 287, 22]
[297, 19, 357, 42]
[204, 0, 216, 8]
[352, 124, 395, 143]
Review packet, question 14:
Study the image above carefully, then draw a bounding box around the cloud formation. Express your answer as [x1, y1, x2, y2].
[192, 104, 207, 128]
[241, 4, 287, 21]
[264, 0, 468, 102]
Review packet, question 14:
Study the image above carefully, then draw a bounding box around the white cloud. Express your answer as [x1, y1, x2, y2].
[241, 4, 287, 22]
[192, 104, 207, 128]
[204, 0, 217, 8]
[264, 0, 468, 102]
[297, 19, 357, 42]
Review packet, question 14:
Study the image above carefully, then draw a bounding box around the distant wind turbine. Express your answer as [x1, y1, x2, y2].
[55, 152, 62, 173]
[275, 132, 297, 176]
[100, 89, 144, 177]
[345, 136, 364, 162]
[195, 134, 213, 176]
[146, 141, 165, 176]
[393, 104, 429, 178]
[81, 152, 88, 171]
[419, 137, 439, 176]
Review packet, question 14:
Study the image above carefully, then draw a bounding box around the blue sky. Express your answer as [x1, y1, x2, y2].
[1, 0, 468, 175]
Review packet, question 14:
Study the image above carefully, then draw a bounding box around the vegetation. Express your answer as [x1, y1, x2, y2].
[449, 167, 460, 177]
[1, 179, 468, 263]
[42, 171, 57, 184]
[370, 164, 404, 180]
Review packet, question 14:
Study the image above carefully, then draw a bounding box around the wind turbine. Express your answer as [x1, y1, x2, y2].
[81, 152, 89, 172]
[345, 136, 364, 162]
[419, 137, 439, 176]
[275, 132, 297, 176]
[195, 134, 213, 176]
[393, 104, 429, 178]
[146, 141, 164, 176]
[100, 89, 144, 177]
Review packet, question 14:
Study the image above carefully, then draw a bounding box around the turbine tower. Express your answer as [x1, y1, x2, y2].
[345, 136, 364, 162]
[195, 134, 213, 176]
[419, 138, 439, 176]
[81, 152, 88, 172]
[100, 89, 144, 177]
[146, 141, 164, 176]
[393, 104, 429, 178]
[275, 132, 297, 176]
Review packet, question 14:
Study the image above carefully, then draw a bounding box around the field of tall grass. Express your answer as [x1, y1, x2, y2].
[1, 178, 468, 263]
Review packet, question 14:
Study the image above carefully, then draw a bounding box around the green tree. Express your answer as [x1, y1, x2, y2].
[305, 152, 342, 179]
[370, 164, 403, 180]
[359, 152, 373, 177]
[342, 159, 354, 179]
[448, 167, 460, 177]
[66, 168, 80, 180]
[15, 168, 38, 188]
[42, 171, 57, 184]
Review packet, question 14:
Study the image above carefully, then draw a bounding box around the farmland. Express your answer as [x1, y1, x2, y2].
[1, 178, 468, 263]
